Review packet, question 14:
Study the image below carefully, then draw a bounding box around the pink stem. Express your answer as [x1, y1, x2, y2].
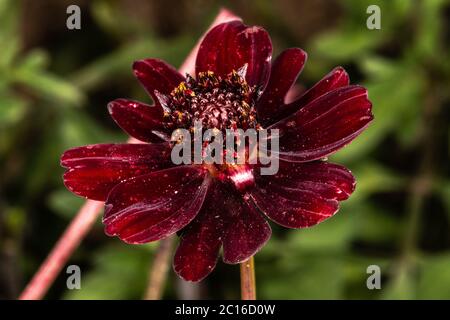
[19, 200, 103, 300]
[18, 8, 239, 300]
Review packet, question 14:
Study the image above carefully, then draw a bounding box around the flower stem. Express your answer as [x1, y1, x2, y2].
[144, 236, 175, 300]
[19, 200, 103, 300]
[240, 256, 256, 300]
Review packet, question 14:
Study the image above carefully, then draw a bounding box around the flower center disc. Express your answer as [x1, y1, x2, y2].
[163, 68, 258, 132]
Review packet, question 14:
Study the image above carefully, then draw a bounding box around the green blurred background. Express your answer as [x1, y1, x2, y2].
[0, 0, 449, 299]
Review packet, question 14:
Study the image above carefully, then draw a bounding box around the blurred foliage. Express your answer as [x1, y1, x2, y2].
[64, 243, 156, 300]
[0, 0, 449, 299]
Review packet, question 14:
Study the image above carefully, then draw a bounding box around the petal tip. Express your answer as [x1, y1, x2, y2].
[222, 223, 271, 264]
[290, 47, 308, 59]
[173, 262, 214, 282]
[107, 100, 118, 115]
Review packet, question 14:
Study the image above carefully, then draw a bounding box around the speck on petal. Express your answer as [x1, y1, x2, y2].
[293, 66, 350, 108]
[269, 85, 373, 162]
[256, 48, 307, 125]
[103, 166, 210, 244]
[173, 180, 228, 282]
[222, 191, 271, 264]
[265, 66, 350, 125]
[196, 20, 272, 88]
[108, 99, 169, 143]
[133, 58, 185, 106]
[61, 143, 173, 201]
[251, 160, 356, 228]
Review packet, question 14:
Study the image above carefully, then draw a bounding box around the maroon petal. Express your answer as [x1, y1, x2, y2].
[133, 58, 185, 105]
[294, 66, 349, 108]
[263, 66, 350, 126]
[103, 166, 210, 244]
[269, 85, 373, 162]
[251, 161, 355, 228]
[256, 48, 307, 125]
[196, 20, 272, 88]
[61, 143, 173, 201]
[257, 161, 355, 200]
[173, 181, 227, 281]
[222, 192, 271, 264]
[108, 99, 169, 143]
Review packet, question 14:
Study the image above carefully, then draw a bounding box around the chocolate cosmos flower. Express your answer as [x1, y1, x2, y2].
[61, 20, 373, 281]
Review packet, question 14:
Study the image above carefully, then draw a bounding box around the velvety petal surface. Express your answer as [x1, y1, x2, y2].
[103, 166, 210, 244]
[222, 190, 271, 264]
[261, 66, 350, 126]
[173, 181, 227, 281]
[251, 161, 355, 228]
[61, 143, 172, 201]
[133, 58, 185, 105]
[293, 66, 350, 108]
[256, 48, 307, 125]
[196, 20, 272, 88]
[108, 99, 169, 143]
[269, 85, 373, 162]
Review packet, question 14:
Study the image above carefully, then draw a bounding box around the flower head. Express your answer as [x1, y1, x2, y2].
[61, 20, 373, 281]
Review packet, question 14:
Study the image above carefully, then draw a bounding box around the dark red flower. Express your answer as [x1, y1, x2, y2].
[61, 20, 373, 281]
